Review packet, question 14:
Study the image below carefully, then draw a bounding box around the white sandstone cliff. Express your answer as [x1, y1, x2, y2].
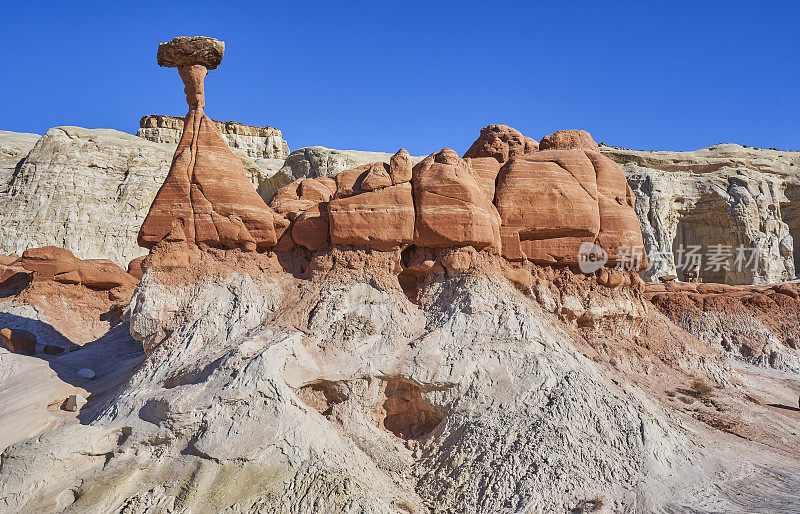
[603, 144, 800, 284]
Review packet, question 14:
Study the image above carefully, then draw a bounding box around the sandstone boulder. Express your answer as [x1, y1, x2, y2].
[18, 246, 138, 290]
[157, 36, 225, 69]
[496, 150, 599, 265]
[412, 149, 501, 250]
[539, 129, 599, 151]
[127, 256, 146, 280]
[495, 145, 645, 268]
[64, 394, 87, 412]
[464, 124, 538, 162]
[269, 177, 335, 218]
[463, 125, 539, 202]
[0, 328, 36, 355]
[328, 183, 415, 250]
[292, 202, 330, 251]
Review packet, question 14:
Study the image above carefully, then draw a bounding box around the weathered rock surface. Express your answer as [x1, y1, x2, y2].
[646, 281, 800, 373]
[139, 40, 281, 253]
[0, 130, 39, 200]
[328, 182, 415, 250]
[0, 256, 712, 511]
[539, 129, 599, 151]
[3, 247, 797, 512]
[0, 127, 173, 267]
[496, 147, 646, 268]
[64, 394, 87, 412]
[0, 127, 282, 267]
[0, 247, 137, 347]
[605, 144, 800, 284]
[463, 124, 538, 201]
[156, 36, 225, 69]
[16, 246, 138, 290]
[412, 149, 501, 249]
[138, 115, 289, 159]
[276, 146, 425, 189]
[138, 112, 279, 251]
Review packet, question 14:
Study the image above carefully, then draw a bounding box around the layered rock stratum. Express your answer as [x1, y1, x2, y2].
[137, 115, 289, 160]
[603, 144, 800, 284]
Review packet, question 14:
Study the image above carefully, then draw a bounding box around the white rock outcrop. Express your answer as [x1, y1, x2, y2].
[137, 115, 290, 159]
[0, 128, 283, 266]
[603, 144, 800, 284]
[0, 130, 39, 201]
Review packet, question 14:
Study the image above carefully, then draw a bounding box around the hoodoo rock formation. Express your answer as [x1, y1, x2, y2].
[138, 37, 281, 252]
[250, 130, 644, 272]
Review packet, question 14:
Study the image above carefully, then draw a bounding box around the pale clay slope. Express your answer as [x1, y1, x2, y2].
[603, 144, 800, 284]
[0, 269, 710, 512]
[3, 265, 799, 512]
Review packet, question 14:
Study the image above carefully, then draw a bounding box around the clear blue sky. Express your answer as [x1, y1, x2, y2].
[2, 1, 798, 155]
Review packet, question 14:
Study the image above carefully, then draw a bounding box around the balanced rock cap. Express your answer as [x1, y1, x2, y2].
[157, 36, 225, 69]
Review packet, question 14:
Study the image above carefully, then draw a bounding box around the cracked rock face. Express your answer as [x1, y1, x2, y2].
[604, 144, 800, 284]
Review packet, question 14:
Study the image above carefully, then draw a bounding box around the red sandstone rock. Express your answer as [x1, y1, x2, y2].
[464, 124, 538, 162]
[585, 151, 647, 268]
[333, 163, 372, 199]
[78, 259, 139, 290]
[496, 150, 599, 265]
[361, 162, 393, 191]
[0, 254, 19, 266]
[495, 144, 645, 269]
[328, 183, 415, 250]
[140, 37, 278, 253]
[0, 263, 28, 285]
[463, 125, 538, 201]
[138, 111, 278, 251]
[270, 177, 335, 219]
[17, 247, 137, 290]
[157, 36, 225, 70]
[538, 129, 599, 151]
[128, 256, 146, 280]
[292, 202, 330, 251]
[389, 149, 412, 185]
[19, 246, 78, 281]
[412, 149, 501, 250]
[334, 149, 412, 199]
[1, 328, 36, 355]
